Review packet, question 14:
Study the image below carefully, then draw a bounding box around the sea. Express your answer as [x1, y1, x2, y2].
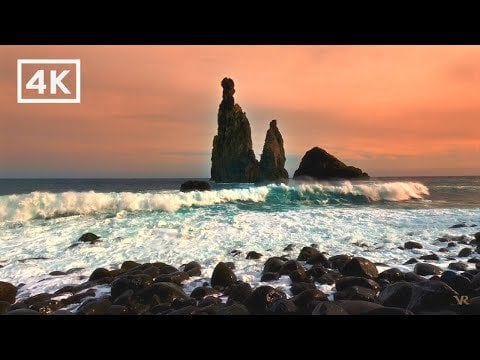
[0, 177, 479, 305]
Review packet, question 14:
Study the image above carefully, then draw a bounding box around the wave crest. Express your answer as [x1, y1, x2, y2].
[0, 181, 429, 222]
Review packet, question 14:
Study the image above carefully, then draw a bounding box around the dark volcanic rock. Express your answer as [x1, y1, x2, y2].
[211, 78, 259, 182]
[312, 301, 349, 315]
[226, 282, 253, 305]
[245, 286, 286, 314]
[329, 254, 353, 270]
[440, 271, 471, 294]
[279, 260, 304, 276]
[414, 263, 442, 276]
[334, 286, 377, 302]
[110, 274, 153, 300]
[5, 309, 40, 315]
[306, 253, 331, 268]
[263, 257, 286, 273]
[78, 232, 101, 244]
[0, 281, 17, 304]
[404, 258, 418, 265]
[135, 282, 188, 305]
[77, 298, 112, 315]
[404, 241, 423, 249]
[180, 180, 211, 192]
[297, 246, 320, 262]
[89, 268, 111, 281]
[293, 147, 369, 180]
[450, 223, 466, 229]
[292, 289, 328, 313]
[211, 262, 237, 288]
[337, 300, 383, 315]
[283, 244, 295, 252]
[448, 262, 468, 271]
[190, 286, 219, 300]
[0, 301, 11, 315]
[290, 282, 316, 296]
[155, 271, 189, 285]
[378, 280, 457, 313]
[419, 253, 440, 261]
[246, 251, 262, 260]
[377, 268, 405, 283]
[268, 299, 298, 314]
[256, 120, 289, 184]
[341, 257, 378, 278]
[335, 276, 380, 292]
[260, 272, 281, 282]
[458, 247, 473, 257]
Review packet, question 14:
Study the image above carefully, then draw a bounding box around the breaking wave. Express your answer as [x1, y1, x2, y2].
[0, 181, 429, 222]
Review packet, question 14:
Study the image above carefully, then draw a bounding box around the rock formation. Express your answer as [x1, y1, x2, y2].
[180, 180, 211, 192]
[256, 120, 289, 184]
[211, 78, 259, 182]
[293, 147, 369, 180]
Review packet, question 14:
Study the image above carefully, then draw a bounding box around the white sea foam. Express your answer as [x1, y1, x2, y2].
[0, 181, 430, 222]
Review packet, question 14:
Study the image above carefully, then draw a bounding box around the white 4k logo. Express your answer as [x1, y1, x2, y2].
[17, 59, 81, 104]
[26, 69, 71, 95]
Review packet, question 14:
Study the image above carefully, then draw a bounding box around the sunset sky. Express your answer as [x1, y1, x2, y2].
[1, 45, 480, 178]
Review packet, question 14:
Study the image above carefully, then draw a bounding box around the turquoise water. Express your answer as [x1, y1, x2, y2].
[0, 177, 478, 300]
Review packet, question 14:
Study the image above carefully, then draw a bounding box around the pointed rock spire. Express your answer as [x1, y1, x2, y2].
[257, 120, 289, 184]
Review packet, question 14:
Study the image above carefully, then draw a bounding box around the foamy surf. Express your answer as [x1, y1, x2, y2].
[0, 181, 430, 222]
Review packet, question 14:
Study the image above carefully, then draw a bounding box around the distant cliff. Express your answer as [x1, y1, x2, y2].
[256, 120, 289, 184]
[211, 78, 259, 182]
[293, 147, 369, 180]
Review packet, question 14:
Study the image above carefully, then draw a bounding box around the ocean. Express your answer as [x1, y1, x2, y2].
[0, 177, 479, 306]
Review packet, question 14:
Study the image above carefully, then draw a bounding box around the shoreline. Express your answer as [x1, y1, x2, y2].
[1, 229, 479, 315]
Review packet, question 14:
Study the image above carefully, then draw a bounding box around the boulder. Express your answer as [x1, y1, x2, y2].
[414, 263, 442, 276]
[211, 262, 237, 288]
[404, 241, 423, 249]
[180, 180, 211, 192]
[0, 282, 17, 304]
[78, 232, 101, 244]
[341, 257, 378, 278]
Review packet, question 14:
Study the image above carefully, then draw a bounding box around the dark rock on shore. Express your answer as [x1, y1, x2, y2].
[283, 244, 295, 252]
[279, 260, 304, 276]
[190, 286, 219, 300]
[246, 251, 262, 260]
[268, 299, 298, 314]
[297, 246, 320, 262]
[404, 241, 423, 249]
[211, 262, 237, 288]
[226, 282, 253, 305]
[378, 280, 457, 313]
[245, 286, 286, 314]
[329, 254, 353, 270]
[211, 78, 259, 182]
[450, 223, 467, 229]
[89, 268, 111, 281]
[292, 289, 328, 313]
[5, 309, 40, 315]
[419, 253, 440, 261]
[256, 120, 289, 184]
[335, 276, 380, 292]
[337, 300, 383, 315]
[334, 286, 377, 302]
[404, 258, 418, 265]
[458, 248, 473, 257]
[377, 268, 404, 283]
[78, 232, 101, 244]
[448, 262, 468, 271]
[290, 282, 316, 295]
[0, 301, 11, 315]
[363, 307, 414, 315]
[293, 147, 369, 180]
[180, 180, 211, 192]
[312, 301, 349, 315]
[0, 282, 17, 304]
[341, 257, 378, 278]
[414, 263, 442, 276]
[260, 272, 280, 282]
[263, 257, 285, 273]
[111, 274, 153, 300]
[440, 271, 470, 294]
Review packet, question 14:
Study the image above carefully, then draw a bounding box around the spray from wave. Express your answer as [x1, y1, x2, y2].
[0, 181, 429, 222]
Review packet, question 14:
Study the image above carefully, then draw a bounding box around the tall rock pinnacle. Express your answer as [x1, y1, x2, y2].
[257, 120, 289, 184]
[211, 78, 259, 182]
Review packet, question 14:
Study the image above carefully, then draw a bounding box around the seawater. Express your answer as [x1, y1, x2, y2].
[0, 177, 479, 302]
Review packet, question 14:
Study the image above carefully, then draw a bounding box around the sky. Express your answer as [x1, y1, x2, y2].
[1, 45, 480, 178]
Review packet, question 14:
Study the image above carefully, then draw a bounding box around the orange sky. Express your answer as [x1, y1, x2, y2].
[1, 45, 480, 177]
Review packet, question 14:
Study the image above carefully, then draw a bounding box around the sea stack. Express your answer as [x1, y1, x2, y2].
[256, 120, 289, 184]
[211, 78, 259, 182]
[293, 147, 369, 180]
